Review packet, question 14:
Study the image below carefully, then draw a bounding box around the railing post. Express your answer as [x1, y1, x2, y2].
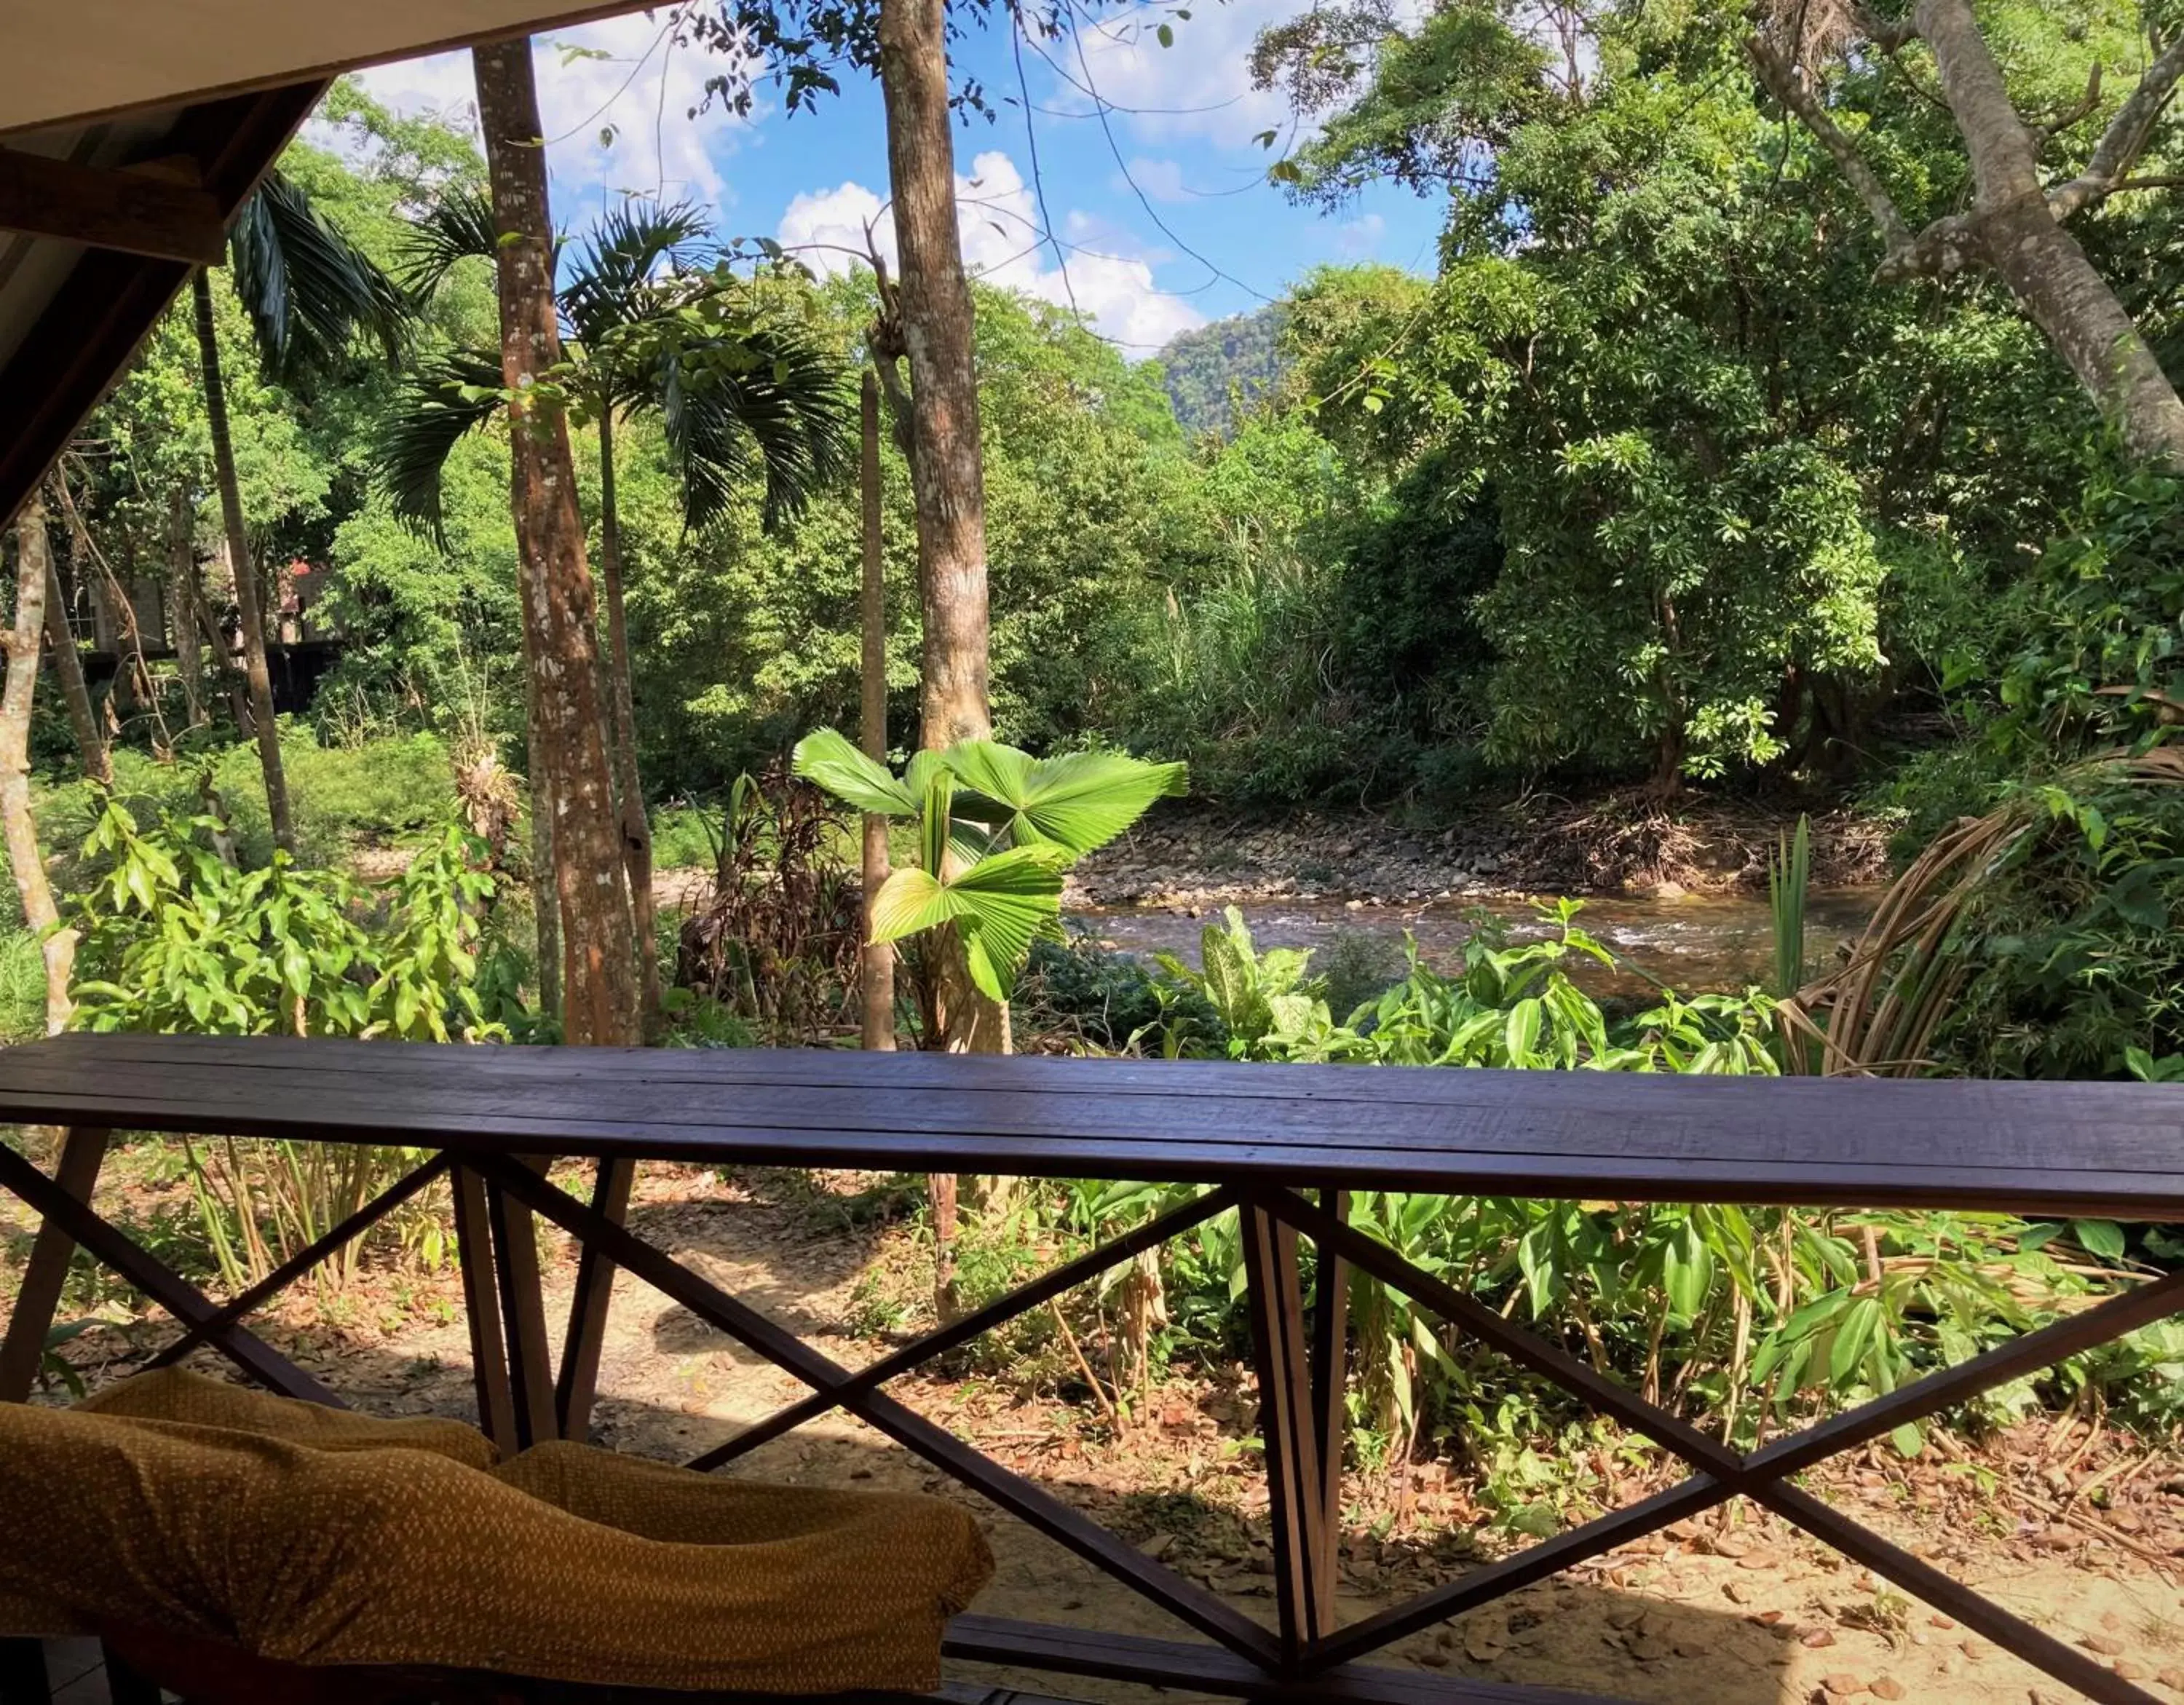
[485, 1158, 558, 1448]
[1239, 1196, 1335, 1665]
[450, 1161, 518, 1452]
[1308, 1184, 1349, 1621]
[555, 1157, 635, 1441]
[0, 1126, 110, 1404]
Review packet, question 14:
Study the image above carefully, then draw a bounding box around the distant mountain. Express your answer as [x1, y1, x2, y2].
[1155, 308, 1288, 440]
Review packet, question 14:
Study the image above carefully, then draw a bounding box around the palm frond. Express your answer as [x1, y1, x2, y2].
[667, 323, 856, 534]
[371, 348, 507, 541]
[228, 170, 411, 377]
[396, 185, 502, 301]
[561, 199, 715, 347]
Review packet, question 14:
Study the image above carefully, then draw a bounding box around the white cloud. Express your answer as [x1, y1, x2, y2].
[1056, 0, 1298, 146]
[780, 151, 1206, 352]
[1121, 157, 1188, 202]
[1336, 212, 1385, 257]
[333, 16, 751, 211]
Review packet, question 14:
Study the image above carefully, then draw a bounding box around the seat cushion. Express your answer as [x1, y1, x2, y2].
[75, 1366, 499, 1469]
[0, 1399, 991, 1693]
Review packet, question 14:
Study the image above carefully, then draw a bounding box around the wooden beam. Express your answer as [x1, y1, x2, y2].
[0, 1126, 110, 1402]
[0, 149, 226, 264]
[0, 81, 321, 528]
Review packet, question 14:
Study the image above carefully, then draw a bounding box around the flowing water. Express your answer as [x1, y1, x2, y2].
[1067, 888, 1881, 997]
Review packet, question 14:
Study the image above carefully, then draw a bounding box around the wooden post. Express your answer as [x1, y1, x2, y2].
[0, 1127, 108, 1404]
[1239, 1199, 1334, 1664]
[860, 368, 895, 1053]
[485, 1165, 558, 1449]
[450, 1163, 518, 1451]
[1309, 1184, 1349, 1618]
[555, 1156, 633, 1441]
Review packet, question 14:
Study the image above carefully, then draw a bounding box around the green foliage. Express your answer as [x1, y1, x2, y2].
[34, 731, 456, 881]
[1998, 464, 2184, 755]
[962, 904, 2183, 1476]
[1155, 308, 1289, 440]
[794, 729, 1185, 1002]
[68, 799, 518, 1043]
[1153, 901, 1781, 1072]
[1926, 763, 2184, 1079]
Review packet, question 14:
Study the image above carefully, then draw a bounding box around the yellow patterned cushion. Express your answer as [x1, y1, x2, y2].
[74, 1366, 499, 1468]
[0, 1386, 991, 1693]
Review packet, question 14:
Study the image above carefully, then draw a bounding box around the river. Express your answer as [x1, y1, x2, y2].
[1066, 888, 1880, 997]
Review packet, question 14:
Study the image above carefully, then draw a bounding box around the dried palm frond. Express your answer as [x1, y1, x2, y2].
[1783, 748, 2184, 1075]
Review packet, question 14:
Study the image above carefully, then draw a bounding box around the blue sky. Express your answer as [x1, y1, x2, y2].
[344, 1, 1443, 357]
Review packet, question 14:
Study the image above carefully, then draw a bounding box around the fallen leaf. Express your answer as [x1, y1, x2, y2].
[1871, 1678, 1904, 1701]
[1801, 1628, 1837, 1649]
[1820, 1673, 1865, 1696]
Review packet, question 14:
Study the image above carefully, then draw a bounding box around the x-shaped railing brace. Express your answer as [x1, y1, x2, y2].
[7, 1133, 2182, 1705]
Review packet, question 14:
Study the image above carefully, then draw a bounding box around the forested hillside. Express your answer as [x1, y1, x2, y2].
[1155, 309, 1287, 440]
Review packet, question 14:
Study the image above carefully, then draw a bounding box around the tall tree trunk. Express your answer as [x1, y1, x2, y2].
[595, 409, 660, 1035]
[879, 0, 994, 757]
[191, 269, 295, 855]
[877, 0, 1006, 1056]
[1912, 0, 2184, 468]
[859, 369, 897, 1053]
[877, 0, 1005, 1323]
[35, 492, 109, 786]
[166, 488, 206, 729]
[523, 648, 563, 1029]
[5, 494, 77, 1035]
[473, 37, 639, 1049]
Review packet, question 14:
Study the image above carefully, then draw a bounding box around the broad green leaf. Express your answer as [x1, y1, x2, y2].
[791, 728, 916, 816]
[917, 767, 955, 877]
[943, 741, 1187, 855]
[2072, 1218, 2126, 1259]
[1829, 1296, 1882, 1385]
[867, 845, 1067, 1000]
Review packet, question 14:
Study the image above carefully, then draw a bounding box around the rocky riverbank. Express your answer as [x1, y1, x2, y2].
[1067, 796, 1894, 909]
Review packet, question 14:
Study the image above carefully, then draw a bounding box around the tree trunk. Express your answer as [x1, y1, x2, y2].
[859, 370, 897, 1053]
[166, 488, 206, 729]
[877, 0, 1005, 1321]
[879, 0, 994, 755]
[5, 494, 77, 1034]
[594, 408, 660, 1035]
[35, 496, 109, 786]
[1979, 200, 2184, 467]
[1910, 0, 2184, 467]
[877, 0, 1007, 1056]
[473, 37, 639, 1049]
[191, 268, 295, 854]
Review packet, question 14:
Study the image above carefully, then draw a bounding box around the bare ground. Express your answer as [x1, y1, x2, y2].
[10, 1156, 2184, 1705]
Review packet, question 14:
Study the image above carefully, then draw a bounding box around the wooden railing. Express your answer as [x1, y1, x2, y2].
[1, 1032, 2180, 1705]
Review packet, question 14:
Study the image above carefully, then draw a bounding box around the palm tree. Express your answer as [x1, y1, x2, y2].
[379, 193, 855, 1026]
[194, 171, 410, 855]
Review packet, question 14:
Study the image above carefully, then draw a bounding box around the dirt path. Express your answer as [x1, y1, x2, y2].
[14, 1159, 2183, 1704]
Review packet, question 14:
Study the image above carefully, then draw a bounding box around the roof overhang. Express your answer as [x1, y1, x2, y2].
[0, 1, 653, 138]
[0, 1, 657, 528]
